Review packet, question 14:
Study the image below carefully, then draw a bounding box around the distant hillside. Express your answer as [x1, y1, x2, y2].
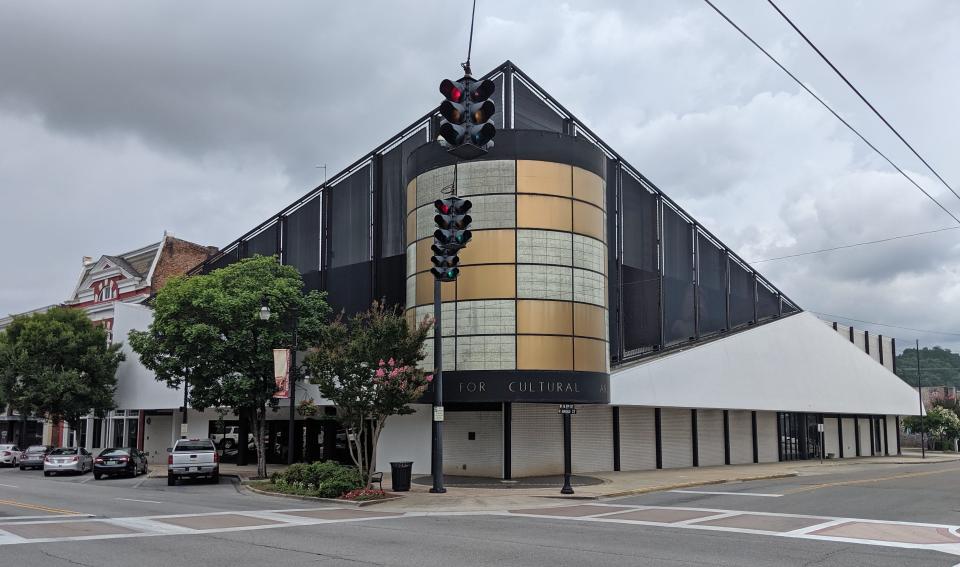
[895, 346, 960, 388]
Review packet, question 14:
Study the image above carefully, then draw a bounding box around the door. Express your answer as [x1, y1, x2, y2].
[143, 415, 173, 466]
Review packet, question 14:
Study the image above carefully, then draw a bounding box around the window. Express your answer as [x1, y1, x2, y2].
[97, 283, 114, 302]
[92, 419, 102, 449]
[126, 418, 138, 449]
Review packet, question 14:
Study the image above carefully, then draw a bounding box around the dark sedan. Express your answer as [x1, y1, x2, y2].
[93, 448, 148, 480]
[19, 445, 53, 470]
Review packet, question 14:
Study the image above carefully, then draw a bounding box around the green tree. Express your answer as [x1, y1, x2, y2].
[903, 404, 960, 450]
[305, 301, 431, 486]
[0, 307, 123, 435]
[895, 346, 960, 389]
[128, 256, 329, 478]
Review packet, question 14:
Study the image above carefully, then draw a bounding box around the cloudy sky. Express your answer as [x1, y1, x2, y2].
[2, 0, 959, 353]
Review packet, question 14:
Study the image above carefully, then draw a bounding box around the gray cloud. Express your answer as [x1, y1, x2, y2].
[1, 0, 959, 353]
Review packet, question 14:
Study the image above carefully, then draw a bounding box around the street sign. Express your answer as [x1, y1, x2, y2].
[434, 406, 445, 422]
[558, 403, 577, 415]
[817, 423, 824, 433]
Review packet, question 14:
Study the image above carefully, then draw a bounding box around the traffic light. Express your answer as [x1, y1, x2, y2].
[433, 197, 472, 250]
[438, 76, 496, 159]
[431, 197, 473, 281]
[430, 243, 460, 282]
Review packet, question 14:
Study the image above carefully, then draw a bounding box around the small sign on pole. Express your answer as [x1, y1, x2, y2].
[817, 423, 824, 433]
[272, 349, 291, 398]
[433, 406, 445, 422]
[558, 403, 577, 415]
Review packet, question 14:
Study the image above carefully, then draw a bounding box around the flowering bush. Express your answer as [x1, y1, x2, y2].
[305, 302, 432, 487]
[341, 488, 389, 501]
[270, 461, 363, 498]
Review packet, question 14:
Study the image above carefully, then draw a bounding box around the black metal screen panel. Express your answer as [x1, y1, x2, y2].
[662, 206, 695, 345]
[513, 79, 565, 133]
[729, 260, 755, 328]
[697, 233, 726, 336]
[621, 174, 660, 353]
[375, 254, 406, 311]
[329, 166, 370, 268]
[492, 74, 506, 130]
[606, 159, 621, 361]
[781, 297, 799, 314]
[326, 261, 372, 316]
[380, 145, 404, 258]
[206, 247, 239, 273]
[244, 223, 278, 258]
[757, 280, 779, 321]
[284, 196, 321, 275]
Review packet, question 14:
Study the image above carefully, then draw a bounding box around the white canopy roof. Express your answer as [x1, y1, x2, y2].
[610, 312, 921, 416]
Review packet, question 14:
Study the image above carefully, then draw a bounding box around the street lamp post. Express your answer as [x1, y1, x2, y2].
[287, 309, 299, 466]
[256, 299, 300, 466]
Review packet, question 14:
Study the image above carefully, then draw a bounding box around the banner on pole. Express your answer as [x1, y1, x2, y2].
[273, 348, 291, 398]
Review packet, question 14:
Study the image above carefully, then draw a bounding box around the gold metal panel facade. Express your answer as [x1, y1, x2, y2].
[517, 194, 572, 232]
[572, 200, 605, 241]
[414, 273, 456, 305]
[406, 210, 416, 246]
[574, 337, 607, 372]
[517, 300, 573, 336]
[573, 303, 606, 339]
[517, 335, 573, 370]
[415, 239, 434, 273]
[572, 167, 604, 209]
[457, 229, 516, 266]
[517, 160, 572, 197]
[406, 178, 417, 213]
[456, 265, 516, 300]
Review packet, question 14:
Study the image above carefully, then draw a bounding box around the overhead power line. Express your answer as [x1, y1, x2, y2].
[766, 0, 960, 205]
[701, 0, 960, 226]
[751, 225, 960, 263]
[811, 311, 960, 337]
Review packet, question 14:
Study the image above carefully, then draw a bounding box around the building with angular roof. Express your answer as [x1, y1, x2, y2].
[142, 61, 920, 477]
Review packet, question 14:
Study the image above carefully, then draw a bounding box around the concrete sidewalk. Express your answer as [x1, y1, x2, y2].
[153, 451, 960, 512]
[370, 452, 960, 512]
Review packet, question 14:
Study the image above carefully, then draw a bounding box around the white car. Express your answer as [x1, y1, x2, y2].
[0, 445, 20, 467]
[43, 447, 94, 476]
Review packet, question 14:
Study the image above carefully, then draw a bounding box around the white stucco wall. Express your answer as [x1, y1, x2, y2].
[375, 404, 432, 475]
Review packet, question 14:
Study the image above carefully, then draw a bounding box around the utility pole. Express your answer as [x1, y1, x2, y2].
[916, 339, 925, 458]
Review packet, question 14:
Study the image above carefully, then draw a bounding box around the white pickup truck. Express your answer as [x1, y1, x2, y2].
[167, 438, 219, 486]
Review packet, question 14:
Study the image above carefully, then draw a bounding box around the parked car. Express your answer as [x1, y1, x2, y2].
[167, 438, 219, 486]
[212, 425, 240, 449]
[43, 447, 93, 476]
[0, 444, 20, 467]
[19, 445, 53, 470]
[94, 447, 148, 480]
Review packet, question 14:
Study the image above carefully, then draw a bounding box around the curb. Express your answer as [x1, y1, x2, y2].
[242, 482, 404, 507]
[599, 473, 798, 499]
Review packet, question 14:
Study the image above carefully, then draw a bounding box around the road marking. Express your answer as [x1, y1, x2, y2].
[115, 498, 163, 504]
[0, 484, 19, 489]
[0, 499, 81, 515]
[669, 489, 783, 498]
[0, 514, 93, 521]
[785, 465, 960, 494]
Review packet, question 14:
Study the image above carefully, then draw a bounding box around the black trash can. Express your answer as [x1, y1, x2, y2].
[390, 461, 413, 492]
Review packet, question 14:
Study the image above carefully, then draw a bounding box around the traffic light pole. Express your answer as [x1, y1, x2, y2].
[430, 278, 446, 493]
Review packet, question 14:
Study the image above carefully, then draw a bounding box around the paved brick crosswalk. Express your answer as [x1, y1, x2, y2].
[3, 502, 960, 559]
[508, 503, 960, 556]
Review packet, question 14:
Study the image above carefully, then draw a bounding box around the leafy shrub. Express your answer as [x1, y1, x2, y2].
[270, 461, 363, 499]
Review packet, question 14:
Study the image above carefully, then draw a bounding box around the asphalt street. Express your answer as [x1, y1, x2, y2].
[1, 460, 959, 566]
